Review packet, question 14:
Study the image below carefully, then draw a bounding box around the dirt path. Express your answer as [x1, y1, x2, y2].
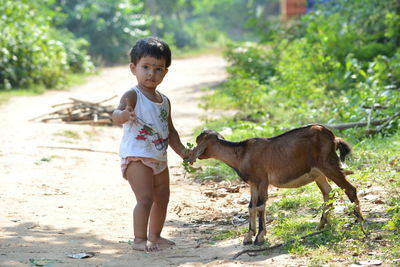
[0, 55, 303, 267]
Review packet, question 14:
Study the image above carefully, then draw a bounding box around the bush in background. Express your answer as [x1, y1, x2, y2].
[0, 0, 93, 90]
[54, 0, 149, 65]
[210, 0, 399, 138]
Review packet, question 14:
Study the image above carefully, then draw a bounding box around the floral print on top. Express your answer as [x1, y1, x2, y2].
[134, 117, 168, 151]
[119, 86, 170, 162]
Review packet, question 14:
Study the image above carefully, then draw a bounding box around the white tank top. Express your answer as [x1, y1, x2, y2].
[119, 86, 170, 161]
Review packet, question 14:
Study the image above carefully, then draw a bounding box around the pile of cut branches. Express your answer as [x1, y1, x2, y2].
[31, 96, 117, 126]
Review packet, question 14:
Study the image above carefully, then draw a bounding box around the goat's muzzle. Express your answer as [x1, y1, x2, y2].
[188, 130, 223, 163]
[187, 141, 207, 163]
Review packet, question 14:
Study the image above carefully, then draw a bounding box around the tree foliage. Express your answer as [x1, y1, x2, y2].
[54, 0, 149, 65]
[0, 0, 93, 90]
[146, 0, 278, 51]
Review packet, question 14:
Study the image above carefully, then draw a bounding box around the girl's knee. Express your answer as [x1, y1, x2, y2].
[155, 195, 169, 205]
[154, 189, 169, 203]
[136, 195, 154, 209]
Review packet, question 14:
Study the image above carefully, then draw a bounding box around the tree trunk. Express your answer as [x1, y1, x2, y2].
[146, 0, 158, 36]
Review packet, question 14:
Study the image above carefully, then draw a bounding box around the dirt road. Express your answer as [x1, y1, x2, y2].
[0, 55, 304, 267]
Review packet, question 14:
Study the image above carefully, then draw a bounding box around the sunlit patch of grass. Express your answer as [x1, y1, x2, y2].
[194, 159, 238, 181]
[267, 212, 367, 260]
[349, 132, 399, 171]
[84, 129, 102, 141]
[53, 130, 80, 140]
[211, 227, 248, 241]
[270, 218, 317, 241]
[279, 183, 320, 197]
[269, 194, 321, 215]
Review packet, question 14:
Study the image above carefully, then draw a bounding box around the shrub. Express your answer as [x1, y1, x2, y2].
[0, 0, 93, 90]
[54, 0, 149, 65]
[208, 0, 399, 136]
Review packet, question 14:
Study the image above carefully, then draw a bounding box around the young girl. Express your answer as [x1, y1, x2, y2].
[112, 37, 189, 252]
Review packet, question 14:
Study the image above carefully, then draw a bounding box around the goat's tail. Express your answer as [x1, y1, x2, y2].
[335, 137, 352, 162]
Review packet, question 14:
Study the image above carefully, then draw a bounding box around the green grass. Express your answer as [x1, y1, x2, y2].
[0, 87, 45, 105]
[212, 227, 248, 241]
[53, 130, 80, 140]
[194, 159, 237, 181]
[0, 72, 92, 106]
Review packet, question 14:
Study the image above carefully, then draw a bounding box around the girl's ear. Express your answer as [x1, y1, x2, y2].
[129, 63, 136, 75]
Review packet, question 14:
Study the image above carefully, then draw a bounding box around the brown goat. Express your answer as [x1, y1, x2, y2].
[188, 124, 363, 245]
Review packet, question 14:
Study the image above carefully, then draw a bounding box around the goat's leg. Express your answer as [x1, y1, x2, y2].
[243, 183, 258, 245]
[254, 181, 268, 245]
[321, 167, 364, 223]
[315, 176, 333, 229]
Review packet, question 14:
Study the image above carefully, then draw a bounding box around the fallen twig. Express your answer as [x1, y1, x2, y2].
[327, 112, 400, 130]
[232, 230, 327, 260]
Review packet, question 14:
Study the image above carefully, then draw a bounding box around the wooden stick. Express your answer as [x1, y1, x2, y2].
[69, 97, 96, 105]
[95, 94, 117, 104]
[327, 112, 400, 130]
[29, 110, 65, 121]
[232, 230, 326, 259]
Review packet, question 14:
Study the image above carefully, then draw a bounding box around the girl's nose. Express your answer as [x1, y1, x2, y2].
[147, 68, 154, 76]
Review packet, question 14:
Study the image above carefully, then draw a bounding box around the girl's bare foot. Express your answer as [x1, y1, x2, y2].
[146, 240, 160, 251]
[148, 236, 175, 247]
[131, 238, 147, 251]
[133, 237, 174, 252]
[145, 237, 175, 251]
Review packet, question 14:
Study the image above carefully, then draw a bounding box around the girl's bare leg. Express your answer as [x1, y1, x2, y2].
[147, 168, 175, 250]
[126, 161, 154, 251]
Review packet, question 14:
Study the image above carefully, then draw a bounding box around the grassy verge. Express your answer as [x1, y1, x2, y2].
[0, 72, 94, 106]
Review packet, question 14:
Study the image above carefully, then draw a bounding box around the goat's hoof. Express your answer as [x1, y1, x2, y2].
[254, 239, 265, 246]
[254, 236, 265, 246]
[243, 239, 253, 246]
[254, 241, 264, 246]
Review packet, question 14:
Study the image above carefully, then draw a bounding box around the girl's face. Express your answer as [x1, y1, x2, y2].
[130, 56, 168, 91]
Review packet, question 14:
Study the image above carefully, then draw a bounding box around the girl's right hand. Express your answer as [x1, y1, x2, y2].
[124, 97, 137, 122]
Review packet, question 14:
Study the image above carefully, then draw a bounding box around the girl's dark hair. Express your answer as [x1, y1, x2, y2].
[129, 37, 171, 67]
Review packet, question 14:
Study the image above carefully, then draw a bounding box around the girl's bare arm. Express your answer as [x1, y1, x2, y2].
[112, 90, 137, 125]
[167, 100, 189, 158]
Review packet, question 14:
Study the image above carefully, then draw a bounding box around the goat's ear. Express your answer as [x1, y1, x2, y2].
[188, 142, 207, 163]
[217, 133, 225, 140]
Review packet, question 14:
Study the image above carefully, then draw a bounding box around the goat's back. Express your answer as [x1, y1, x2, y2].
[259, 124, 337, 157]
[241, 124, 342, 186]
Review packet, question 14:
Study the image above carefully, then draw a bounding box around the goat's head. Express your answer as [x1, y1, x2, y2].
[188, 130, 224, 163]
